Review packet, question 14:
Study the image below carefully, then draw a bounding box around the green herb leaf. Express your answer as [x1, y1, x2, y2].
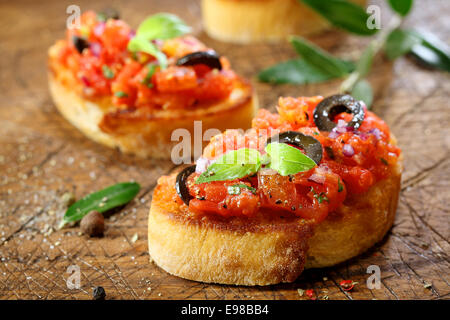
[385, 28, 421, 60]
[265, 143, 316, 176]
[258, 59, 336, 84]
[388, 0, 413, 17]
[127, 13, 190, 69]
[61, 182, 140, 227]
[141, 63, 158, 87]
[351, 79, 373, 107]
[128, 37, 168, 69]
[102, 65, 115, 79]
[114, 91, 128, 98]
[409, 30, 450, 72]
[300, 0, 378, 36]
[196, 148, 261, 184]
[338, 179, 344, 192]
[290, 36, 355, 77]
[135, 13, 191, 41]
[227, 184, 257, 195]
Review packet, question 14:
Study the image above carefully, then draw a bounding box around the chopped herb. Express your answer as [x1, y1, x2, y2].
[141, 63, 158, 88]
[227, 184, 257, 195]
[102, 65, 115, 79]
[313, 132, 319, 135]
[311, 187, 329, 204]
[380, 157, 389, 165]
[338, 179, 344, 192]
[114, 91, 128, 98]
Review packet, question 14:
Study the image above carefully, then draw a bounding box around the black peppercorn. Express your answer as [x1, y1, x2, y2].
[93, 286, 106, 300]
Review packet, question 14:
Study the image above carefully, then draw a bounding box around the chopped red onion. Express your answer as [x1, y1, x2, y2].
[128, 30, 136, 39]
[80, 75, 90, 86]
[342, 144, 355, 157]
[90, 42, 101, 57]
[308, 173, 325, 184]
[370, 128, 382, 140]
[93, 22, 105, 37]
[328, 131, 339, 139]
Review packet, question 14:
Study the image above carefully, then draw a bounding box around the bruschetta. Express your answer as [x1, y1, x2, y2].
[48, 11, 256, 158]
[148, 94, 402, 285]
[202, 0, 367, 43]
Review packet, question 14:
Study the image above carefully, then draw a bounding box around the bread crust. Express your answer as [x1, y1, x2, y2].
[148, 159, 402, 286]
[48, 44, 257, 159]
[201, 0, 367, 43]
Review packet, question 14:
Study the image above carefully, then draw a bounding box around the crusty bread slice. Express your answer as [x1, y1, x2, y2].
[202, 0, 367, 43]
[48, 75, 257, 159]
[148, 158, 402, 286]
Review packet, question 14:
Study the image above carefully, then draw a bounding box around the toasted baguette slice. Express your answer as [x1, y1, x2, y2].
[202, 0, 367, 43]
[148, 158, 402, 286]
[48, 73, 257, 159]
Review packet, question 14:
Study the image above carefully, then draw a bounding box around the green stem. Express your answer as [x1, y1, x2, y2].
[340, 15, 402, 93]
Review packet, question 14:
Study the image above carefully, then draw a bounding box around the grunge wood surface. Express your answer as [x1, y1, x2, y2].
[0, 0, 449, 300]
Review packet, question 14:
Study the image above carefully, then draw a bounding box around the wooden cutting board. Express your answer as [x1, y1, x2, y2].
[0, 0, 448, 300]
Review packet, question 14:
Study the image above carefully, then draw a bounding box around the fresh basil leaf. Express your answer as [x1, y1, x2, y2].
[128, 37, 168, 69]
[227, 184, 257, 195]
[61, 182, 140, 227]
[102, 65, 115, 79]
[258, 59, 336, 84]
[351, 79, 373, 108]
[114, 91, 128, 98]
[300, 0, 378, 36]
[135, 13, 191, 41]
[410, 31, 450, 72]
[196, 148, 261, 184]
[388, 0, 413, 17]
[265, 143, 316, 176]
[385, 28, 421, 60]
[290, 36, 355, 77]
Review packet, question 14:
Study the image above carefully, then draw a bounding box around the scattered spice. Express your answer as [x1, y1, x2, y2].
[93, 286, 106, 300]
[424, 282, 432, 289]
[305, 289, 315, 300]
[80, 211, 104, 237]
[340, 280, 358, 291]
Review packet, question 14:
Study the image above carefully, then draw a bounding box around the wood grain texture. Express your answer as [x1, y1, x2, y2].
[0, 0, 448, 300]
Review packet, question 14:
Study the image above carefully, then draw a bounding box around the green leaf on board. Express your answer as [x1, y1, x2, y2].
[61, 182, 141, 227]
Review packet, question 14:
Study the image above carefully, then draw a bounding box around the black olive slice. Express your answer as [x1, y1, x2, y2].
[98, 8, 120, 21]
[266, 131, 323, 165]
[72, 36, 89, 54]
[175, 165, 196, 205]
[313, 94, 365, 131]
[176, 51, 222, 70]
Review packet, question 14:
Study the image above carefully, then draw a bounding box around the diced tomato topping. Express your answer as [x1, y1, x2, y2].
[56, 11, 236, 107]
[187, 96, 400, 220]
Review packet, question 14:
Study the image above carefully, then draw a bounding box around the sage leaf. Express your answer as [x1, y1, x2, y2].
[410, 31, 450, 72]
[300, 0, 378, 36]
[388, 0, 413, 17]
[385, 28, 421, 60]
[351, 79, 373, 108]
[265, 143, 316, 176]
[61, 182, 140, 227]
[258, 59, 336, 84]
[290, 36, 355, 77]
[196, 148, 261, 184]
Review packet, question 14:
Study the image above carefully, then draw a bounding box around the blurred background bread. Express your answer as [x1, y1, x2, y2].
[202, 0, 367, 43]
